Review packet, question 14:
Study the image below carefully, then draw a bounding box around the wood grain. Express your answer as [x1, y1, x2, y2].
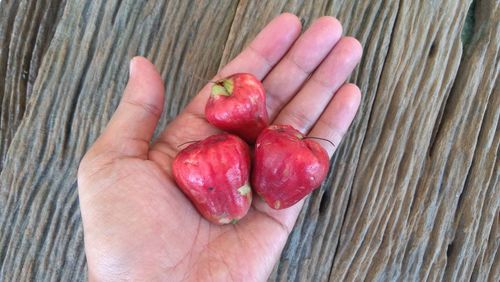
[0, 1, 238, 280]
[0, 0, 66, 172]
[0, 0, 498, 281]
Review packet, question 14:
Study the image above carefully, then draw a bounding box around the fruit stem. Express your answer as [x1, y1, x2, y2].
[211, 78, 234, 96]
[177, 140, 200, 149]
[303, 136, 336, 148]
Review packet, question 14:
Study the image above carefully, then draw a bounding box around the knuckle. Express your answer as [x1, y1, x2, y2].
[317, 118, 345, 142]
[122, 98, 162, 118]
[266, 92, 287, 114]
[284, 108, 315, 131]
[77, 146, 117, 186]
[286, 55, 312, 75]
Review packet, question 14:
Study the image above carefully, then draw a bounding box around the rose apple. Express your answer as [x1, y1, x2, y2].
[252, 125, 329, 209]
[173, 133, 252, 224]
[205, 73, 269, 143]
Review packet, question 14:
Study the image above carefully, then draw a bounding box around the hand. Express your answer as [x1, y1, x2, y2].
[78, 13, 362, 281]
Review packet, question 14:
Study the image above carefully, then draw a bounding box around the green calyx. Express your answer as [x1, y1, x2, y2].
[237, 183, 251, 196]
[211, 78, 234, 97]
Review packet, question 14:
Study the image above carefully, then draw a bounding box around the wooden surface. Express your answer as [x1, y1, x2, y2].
[0, 0, 498, 281]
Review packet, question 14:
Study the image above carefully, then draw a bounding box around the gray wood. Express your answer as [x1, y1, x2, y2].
[0, 0, 498, 281]
[0, 0, 239, 280]
[0, 0, 66, 171]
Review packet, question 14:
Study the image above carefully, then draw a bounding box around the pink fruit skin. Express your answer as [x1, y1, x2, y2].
[205, 73, 269, 143]
[252, 125, 330, 210]
[173, 133, 252, 224]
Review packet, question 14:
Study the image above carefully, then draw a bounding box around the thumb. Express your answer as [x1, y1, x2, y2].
[95, 56, 165, 159]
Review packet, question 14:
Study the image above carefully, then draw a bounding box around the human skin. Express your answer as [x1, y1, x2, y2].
[78, 13, 363, 281]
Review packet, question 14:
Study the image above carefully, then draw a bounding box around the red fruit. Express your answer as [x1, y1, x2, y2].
[252, 125, 330, 209]
[172, 133, 252, 224]
[205, 73, 269, 143]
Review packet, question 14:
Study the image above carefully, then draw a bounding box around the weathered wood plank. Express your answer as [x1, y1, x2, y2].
[323, 0, 498, 281]
[215, 2, 352, 281]
[421, 1, 499, 280]
[220, 0, 498, 281]
[0, 0, 498, 281]
[328, 0, 471, 279]
[278, 1, 402, 280]
[0, 0, 66, 171]
[0, 1, 238, 280]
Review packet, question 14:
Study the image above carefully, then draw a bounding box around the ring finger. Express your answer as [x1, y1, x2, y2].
[273, 37, 362, 134]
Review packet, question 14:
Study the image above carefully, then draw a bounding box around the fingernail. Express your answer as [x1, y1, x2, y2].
[129, 57, 137, 78]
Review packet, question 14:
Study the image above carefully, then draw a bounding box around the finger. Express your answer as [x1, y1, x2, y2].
[263, 16, 342, 119]
[96, 57, 165, 158]
[308, 83, 361, 157]
[273, 37, 362, 133]
[183, 13, 302, 117]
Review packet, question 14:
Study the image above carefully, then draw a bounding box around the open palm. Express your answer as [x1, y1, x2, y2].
[78, 13, 362, 281]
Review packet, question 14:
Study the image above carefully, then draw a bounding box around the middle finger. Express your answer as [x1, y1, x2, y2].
[263, 16, 342, 119]
[273, 36, 363, 134]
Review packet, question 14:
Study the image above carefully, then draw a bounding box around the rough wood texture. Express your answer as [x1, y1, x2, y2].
[0, 0, 498, 281]
[0, 0, 66, 171]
